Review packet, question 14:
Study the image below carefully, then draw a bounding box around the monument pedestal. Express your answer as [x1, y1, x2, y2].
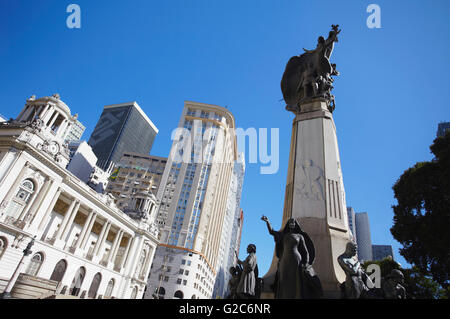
[262, 99, 351, 299]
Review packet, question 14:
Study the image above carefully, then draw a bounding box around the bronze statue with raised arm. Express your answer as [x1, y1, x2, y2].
[261, 215, 323, 299]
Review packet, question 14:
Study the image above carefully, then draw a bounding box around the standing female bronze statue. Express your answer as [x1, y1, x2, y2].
[261, 216, 323, 299]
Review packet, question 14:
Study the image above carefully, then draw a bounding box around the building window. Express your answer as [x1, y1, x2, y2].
[26, 252, 44, 276]
[49, 259, 67, 283]
[0, 237, 8, 260]
[174, 290, 184, 299]
[69, 267, 86, 296]
[5, 179, 36, 219]
[88, 273, 102, 299]
[177, 278, 182, 284]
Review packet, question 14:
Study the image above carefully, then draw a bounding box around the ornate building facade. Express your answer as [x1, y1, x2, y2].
[0, 95, 159, 299]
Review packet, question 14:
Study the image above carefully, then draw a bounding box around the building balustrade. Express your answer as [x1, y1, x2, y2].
[4, 216, 27, 230]
[41, 234, 57, 245]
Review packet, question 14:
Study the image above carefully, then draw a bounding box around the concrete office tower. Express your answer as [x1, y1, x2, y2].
[64, 117, 85, 144]
[145, 101, 238, 299]
[107, 152, 167, 212]
[437, 122, 450, 137]
[355, 212, 373, 262]
[212, 153, 245, 299]
[372, 245, 394, 261]
[347, 207, 357, 243]
[88, 102, 158, 171]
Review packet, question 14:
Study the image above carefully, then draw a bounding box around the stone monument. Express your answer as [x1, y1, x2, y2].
[261, 25, 352, 298]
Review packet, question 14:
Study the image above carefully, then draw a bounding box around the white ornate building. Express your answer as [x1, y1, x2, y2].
[0, 94, 159, 299]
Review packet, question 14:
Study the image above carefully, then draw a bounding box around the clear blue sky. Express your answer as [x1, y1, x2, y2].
[1, 0, 449, 275]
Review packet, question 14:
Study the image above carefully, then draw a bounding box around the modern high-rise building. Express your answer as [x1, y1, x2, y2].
[64, 117, 85, 144]
[437, 122, 450, 137]
[145, 101, 239, 299]
[107, 152, 167, 213]
[88, 102, 158, 171]
[212, 153, 245, 298]
[355, 212, 373, 262]
[346, 207, 357, 243]
[372, 245, 394, 261]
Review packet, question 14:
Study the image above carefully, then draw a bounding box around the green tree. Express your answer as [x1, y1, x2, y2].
[391, 131, 450, 293]
[363, 257, 445, 299]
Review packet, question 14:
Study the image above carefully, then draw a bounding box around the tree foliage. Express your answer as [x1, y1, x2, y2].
[391, 131, 450, 292]
[363, 257, 446, 299]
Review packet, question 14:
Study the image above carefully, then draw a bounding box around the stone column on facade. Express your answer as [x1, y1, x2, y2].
[42, 105, 55, 125]
[126, 235, 145, 278]
[141, 244, 154, 280]
[26, 178, 54, 227]
[122, 235, 140, 275]
[47, 110, 59, 129]
[107, 229, 123, 267]
[60, 201, 81, 242]
[75, 210, 95, 250]
[16, 105, 29, 122]
[20, 105, 33, 122]
[118, 235, 133, 272]
[93, 222, 111, 262]
[54, 199, 76, 240]
[57, 118, 69, 138]
[38, 188, 62, 230]
[79, 212, 97, 251]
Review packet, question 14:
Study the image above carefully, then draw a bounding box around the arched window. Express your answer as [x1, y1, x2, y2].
[191, 294, 197, 299]
[70, 267, 86, 296]
[26, 252, 44, 276]
[88, 273, 102, 299]
[5, 179, 36, 219]
[130, 286, 138, 299]
[155, 286, 165, 299]
[0, 237, 8, 260]
[174, 290, 184, 299]
[104, 279, 115, 298]
[17, 179, 35, 203]
[50, 259, 67, 283]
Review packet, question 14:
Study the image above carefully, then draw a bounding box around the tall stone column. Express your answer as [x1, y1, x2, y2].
[38, 188, 62, 231]
[262, 99, 351, 298]
[55, 199, 77, 240]
[76, 211, 95, 250]
[118, 235, 133, 272]
[60, 201, 81, 241]
[79, 212, 97, 251]
[94, 222, 111, 261]
[109, 230, 123, 264]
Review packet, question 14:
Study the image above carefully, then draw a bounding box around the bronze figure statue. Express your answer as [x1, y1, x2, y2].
[381, 269, 407, 299]
[281, 24, 341, 113]
[338, 242, 376, 299]
[235, 244, 259, 299]
[261, 216, 323, 299]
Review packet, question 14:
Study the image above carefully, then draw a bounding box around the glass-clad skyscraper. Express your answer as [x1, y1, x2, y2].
[88, 102, 158, 170]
